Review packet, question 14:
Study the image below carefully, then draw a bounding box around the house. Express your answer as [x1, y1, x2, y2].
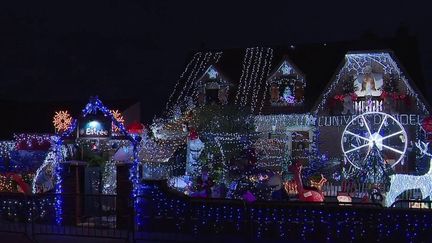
[161, 36, 430, 178]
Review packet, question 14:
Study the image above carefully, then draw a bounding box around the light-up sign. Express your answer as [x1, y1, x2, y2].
[317, 114, 422, 127]
[79, 116, 111, 138]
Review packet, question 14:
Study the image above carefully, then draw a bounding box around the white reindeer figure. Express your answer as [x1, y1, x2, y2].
[385, 140, 432, 207]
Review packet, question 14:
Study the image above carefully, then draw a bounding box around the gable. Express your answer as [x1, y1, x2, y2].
[196, 65, 230, 88]
[267, 57, 305, 83]
[313, 51, 430, 116]
[264, 57, 306, 109]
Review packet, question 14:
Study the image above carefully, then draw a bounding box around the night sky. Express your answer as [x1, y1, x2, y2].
[1, 1, 431, 125]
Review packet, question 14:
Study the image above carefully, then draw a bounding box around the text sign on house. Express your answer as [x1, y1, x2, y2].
[78, 115, 111, 138]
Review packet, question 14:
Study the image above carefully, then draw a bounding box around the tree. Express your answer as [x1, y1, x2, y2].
[189, 104, 255, 182]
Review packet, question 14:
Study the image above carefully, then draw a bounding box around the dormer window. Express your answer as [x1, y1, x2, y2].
[197, 65, 230, 106]
[267, 58, 306, 106]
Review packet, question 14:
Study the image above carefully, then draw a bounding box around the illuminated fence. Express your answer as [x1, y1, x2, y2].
[2, 183, 432, 242]
[134, 180, 432, 242]
[0, 193, 130, 242]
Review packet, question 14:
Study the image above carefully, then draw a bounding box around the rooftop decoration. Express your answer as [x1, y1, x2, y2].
[165, 51, 223, 114]
[235, 47, 274, 113]
[314, 52, 429, 115]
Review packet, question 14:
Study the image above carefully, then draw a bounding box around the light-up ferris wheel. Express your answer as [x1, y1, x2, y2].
[341, 112, 408, 170]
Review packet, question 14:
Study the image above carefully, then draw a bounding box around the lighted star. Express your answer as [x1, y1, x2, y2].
[281, 62, 292, 75]
[306, 115, 317, 125]
[207, 67, 218, 79]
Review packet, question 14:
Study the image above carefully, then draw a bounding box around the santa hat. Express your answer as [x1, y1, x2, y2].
[127, 121, 145, 134]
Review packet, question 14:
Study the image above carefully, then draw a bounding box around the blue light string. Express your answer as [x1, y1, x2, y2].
[136, 181, 432, 242]
[53, 119, 77, 225]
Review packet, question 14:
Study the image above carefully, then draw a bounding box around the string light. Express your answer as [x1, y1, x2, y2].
[258, 48, 274, 114]
[251, 47, 273, 113]
[242, 47, 259, 107]
[235, 48, 252, 105]
[137, 180, 432, 242]
[165, 52, 201, 110]
[181, 52, 210, 105]
[14, 134, 52, 150]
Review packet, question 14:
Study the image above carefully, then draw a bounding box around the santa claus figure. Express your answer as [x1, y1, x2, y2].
[186, 128, 205, 175]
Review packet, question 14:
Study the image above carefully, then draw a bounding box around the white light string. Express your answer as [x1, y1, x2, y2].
[258, 48, 274, 114]
[252, 47, 273, 113]
[165, 53, 201, 110]
[242, 47, 260, 107]
[235, 48, 254, 105]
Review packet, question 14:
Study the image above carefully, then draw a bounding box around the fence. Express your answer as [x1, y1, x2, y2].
[322, 180, 422, 201]
[133, 180, 432, 242]
[0, 193, 131, 242]
[0, 193, 31, 241]
[1, 189, 432, 242]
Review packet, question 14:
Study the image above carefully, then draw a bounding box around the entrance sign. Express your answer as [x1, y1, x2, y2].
[79, 115, 111, 138]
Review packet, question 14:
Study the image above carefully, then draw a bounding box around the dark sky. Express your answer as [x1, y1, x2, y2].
[1, 1, 431, 123]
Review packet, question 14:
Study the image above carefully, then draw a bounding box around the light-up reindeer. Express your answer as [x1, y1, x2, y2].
[385, 141, 432, 207]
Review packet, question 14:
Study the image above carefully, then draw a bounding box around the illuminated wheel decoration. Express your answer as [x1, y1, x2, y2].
[110, 110, 124, 133]
[341, 112, 407, 169]
[53, 110, 72, 132]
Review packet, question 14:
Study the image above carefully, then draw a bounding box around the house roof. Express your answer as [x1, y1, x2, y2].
[165, 34, 427, 116]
